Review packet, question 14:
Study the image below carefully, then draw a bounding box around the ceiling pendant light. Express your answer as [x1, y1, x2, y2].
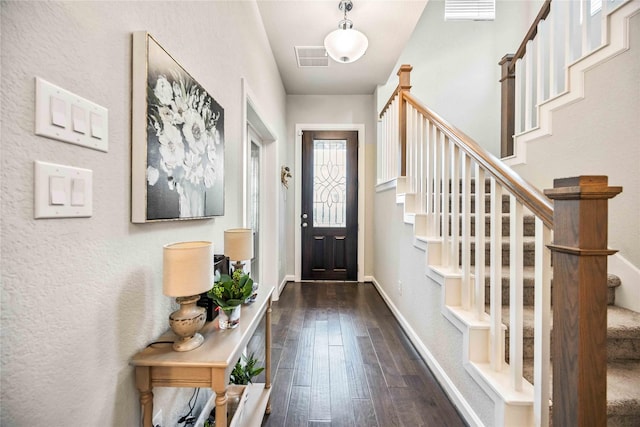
[324, 0, 369, 64]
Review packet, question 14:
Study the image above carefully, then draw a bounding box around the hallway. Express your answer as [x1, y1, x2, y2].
[254, 282, 467, 426]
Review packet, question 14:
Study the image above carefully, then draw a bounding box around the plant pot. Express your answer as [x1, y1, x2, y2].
[218, 305, 241, 330]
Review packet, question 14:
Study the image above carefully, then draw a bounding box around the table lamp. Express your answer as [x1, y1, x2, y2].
[224, 228, 253, 272]
[163, 241, 213, 352]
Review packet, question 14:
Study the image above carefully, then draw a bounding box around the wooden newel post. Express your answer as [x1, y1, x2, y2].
[544, 176, 622, 427]
[397, 64, 412, 176]
[499, 54, 515, 158]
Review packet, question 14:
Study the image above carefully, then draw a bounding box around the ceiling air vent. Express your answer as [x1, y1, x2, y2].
[295, 46, 329, 68]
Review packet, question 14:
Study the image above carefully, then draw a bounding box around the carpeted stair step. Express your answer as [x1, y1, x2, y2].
[468, 236, 536, 267]
[482, 269, 620, 306]
[447, 213, 536, 237]
[522, 360, 640, 426]
[502, 305, 640, 361]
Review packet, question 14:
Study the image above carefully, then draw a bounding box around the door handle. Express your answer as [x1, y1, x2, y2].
[302, 222, 308, 228]
[302, 213, 308, 219]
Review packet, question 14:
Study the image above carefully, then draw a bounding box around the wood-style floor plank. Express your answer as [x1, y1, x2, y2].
[285, 385, 310, 427]
[260, 282, 467, 427]
[309, 320, 331, 421]
[328, 345, 356, 427]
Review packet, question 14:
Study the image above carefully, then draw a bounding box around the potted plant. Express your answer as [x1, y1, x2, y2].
[230, 352, 265, 385]
[208, 270, 253, 329]
[203, 353, 264, 426]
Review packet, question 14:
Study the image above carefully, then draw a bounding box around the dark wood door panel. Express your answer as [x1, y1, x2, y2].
[301, 130, 358, 280]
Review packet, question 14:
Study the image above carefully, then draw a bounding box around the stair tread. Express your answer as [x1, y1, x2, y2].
[501, 305, 640, 338]
[522, 360, 640, 414]
[607, 361, 640, 415]
[483, 267, 621, 289]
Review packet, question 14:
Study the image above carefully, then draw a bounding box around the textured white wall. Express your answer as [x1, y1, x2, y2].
[0, 2, 286, 426]
[373, 187, 494, 426]
[512, 13, 640, 268]
[377, 0, 543, 156]
[285, 94, 377, 277]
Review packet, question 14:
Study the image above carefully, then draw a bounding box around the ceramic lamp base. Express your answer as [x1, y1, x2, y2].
[169, 295, 207, 352]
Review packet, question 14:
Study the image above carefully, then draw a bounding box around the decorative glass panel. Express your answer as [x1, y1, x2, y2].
[313, 139, 347, 227]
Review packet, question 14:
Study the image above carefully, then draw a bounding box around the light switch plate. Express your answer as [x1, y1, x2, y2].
[35, 77, 109, 152]
[34, 160, 93, 219]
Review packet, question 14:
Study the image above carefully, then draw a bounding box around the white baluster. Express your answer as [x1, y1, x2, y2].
[490, 178, 503, 371]
[534, 219, 552, 427]
[514, 58, 524, 134]
[509, 195, 524, 391]
[426, 121, 435, 233]
[537, 18, 550, 107]
[461, 153, 472, 309]
[441, 135, 450, 267]
[432, 129, 442, 238]
[525, 40, 535, 131]
[419, 113, 426, 213]
[475, 165, 486, 321]
[569, 0, 582, 63]
[551, 0, 568, 96]
[450, 143, 460, 272]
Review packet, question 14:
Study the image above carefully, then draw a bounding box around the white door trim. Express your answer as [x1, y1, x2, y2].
[294, 123, 365, 282]
[241, 79, 279, 297]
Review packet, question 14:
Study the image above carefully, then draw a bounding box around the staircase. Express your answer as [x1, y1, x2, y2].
[375, 1, 639, 424]
[456, 181, 640, 425]
[395, 176, 640, 425]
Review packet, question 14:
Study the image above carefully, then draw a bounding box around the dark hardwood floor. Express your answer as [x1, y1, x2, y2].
[248, 282, 467, 427]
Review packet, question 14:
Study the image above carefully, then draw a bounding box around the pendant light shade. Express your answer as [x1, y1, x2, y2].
[324, 0, 368, 64]
[324, 26, 369, 64]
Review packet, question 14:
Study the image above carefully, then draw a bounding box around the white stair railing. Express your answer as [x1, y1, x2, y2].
[501, 0, 633, 157]
[378, 65, 555, 425]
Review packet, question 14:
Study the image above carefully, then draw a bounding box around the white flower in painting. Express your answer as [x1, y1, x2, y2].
[154, 76, 173, 106]
[158, 124, 185, 173]
[147, 166, 159, 186]
[206, 136, 217, 164]
[158, 106, 180, 126]
[203, 164, 216, 188]
[183, 151, 204, 185]
[182, 109, 208, 154]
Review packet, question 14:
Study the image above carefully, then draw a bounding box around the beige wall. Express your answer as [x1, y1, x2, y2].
[377, 0, 543, 156]
[0, 2, 286, 425]
[285, 94, 377, 277]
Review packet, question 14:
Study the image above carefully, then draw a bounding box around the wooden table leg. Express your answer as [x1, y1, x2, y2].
[215, 388, 228, 427]
[135, 366, 153, 427]
[265, 296, 272, 414]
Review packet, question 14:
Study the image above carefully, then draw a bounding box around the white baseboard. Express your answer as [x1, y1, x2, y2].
[369, 276, 484, 427]
[275, 275, 295, 301]
[363, 275, 374, 283]
[610, 253, 640, 312]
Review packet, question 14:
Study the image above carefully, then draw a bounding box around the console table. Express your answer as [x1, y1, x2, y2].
[130, 285, 273, 427]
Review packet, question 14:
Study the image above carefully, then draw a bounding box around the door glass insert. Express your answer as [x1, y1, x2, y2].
[313, 139, 347, 228]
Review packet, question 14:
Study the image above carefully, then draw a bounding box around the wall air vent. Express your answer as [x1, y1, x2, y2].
[295, 46, 329, 68]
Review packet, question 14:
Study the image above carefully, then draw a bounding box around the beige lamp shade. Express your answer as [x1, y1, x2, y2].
[224, 228, 253, 261]
[163, 241, 213, 297]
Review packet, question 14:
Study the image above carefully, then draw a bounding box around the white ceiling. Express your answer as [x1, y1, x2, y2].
[257, 0, 428, 95]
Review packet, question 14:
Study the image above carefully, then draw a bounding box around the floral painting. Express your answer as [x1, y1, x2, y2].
[131, 32, 224, 222]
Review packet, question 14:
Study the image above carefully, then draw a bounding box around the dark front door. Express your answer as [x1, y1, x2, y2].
[301, 130, 358, 280]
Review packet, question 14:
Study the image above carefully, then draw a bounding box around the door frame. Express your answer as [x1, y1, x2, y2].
[246, 125, 263, 285]
[294, 123, 365, 282]
[241, 79, 278, 296]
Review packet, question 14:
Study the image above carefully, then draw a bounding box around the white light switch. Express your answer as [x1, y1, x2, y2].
[71, 178, 85, 206]
[49, 176, 67, 205]
[90, 112, 103, 139]
[72, 104, 87, 134]
[34, 161, 92, 219]
[35, 77, 108, 152]
[50, 97, 67, 128]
